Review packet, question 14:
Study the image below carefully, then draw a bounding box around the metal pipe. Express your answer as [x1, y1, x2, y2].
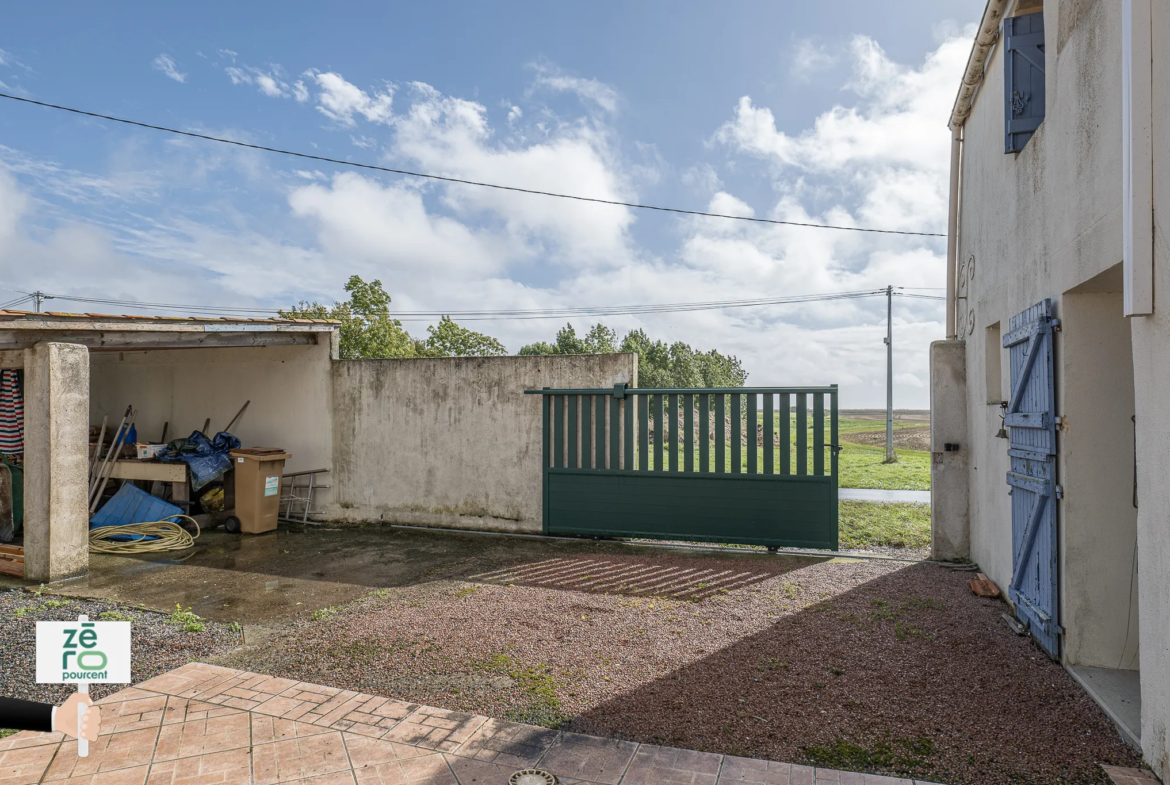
[886, 285, 895, 463]
[946, 127, 962, 341]
[89, 415, 108, 484]
[90, 408, 136, 514]
[89, 408, 128, 506]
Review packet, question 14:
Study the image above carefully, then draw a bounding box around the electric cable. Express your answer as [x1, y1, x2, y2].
[0, 91, 947, 238]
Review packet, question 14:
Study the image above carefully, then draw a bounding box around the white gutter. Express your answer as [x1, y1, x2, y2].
[946, 0, 1010, 339]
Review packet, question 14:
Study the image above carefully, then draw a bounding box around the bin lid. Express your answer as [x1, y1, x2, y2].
[230, 449, 291, 462]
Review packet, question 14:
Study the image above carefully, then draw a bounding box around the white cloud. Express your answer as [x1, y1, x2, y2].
[528, 63, 619, 113]
[152, 54, 186, 83]
[310, 72, 394, 125]
[790, 39, 837, 80]
[225, 63, 294, 98]
[292, 80, 309, 103]
[507, 105, 523, 126]
[895, 372, 924, 388]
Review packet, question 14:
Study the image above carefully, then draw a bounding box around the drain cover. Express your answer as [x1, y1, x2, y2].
[509, 769, 556, 785]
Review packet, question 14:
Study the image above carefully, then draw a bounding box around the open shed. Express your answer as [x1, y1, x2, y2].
[0, 310, 339, 582]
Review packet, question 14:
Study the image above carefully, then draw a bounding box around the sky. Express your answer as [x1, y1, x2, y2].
[0, 0, 984, 408]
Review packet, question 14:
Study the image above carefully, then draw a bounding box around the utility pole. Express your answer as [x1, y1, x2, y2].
[884, 285, 896, 463]
[31, 291, 50, 313]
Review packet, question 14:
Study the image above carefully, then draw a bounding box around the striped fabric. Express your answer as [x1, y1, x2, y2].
[0, 370, 24, 454]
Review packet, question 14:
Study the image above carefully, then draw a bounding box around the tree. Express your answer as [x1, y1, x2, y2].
[421, 316, 507, 357]
[520, 322, 747, 387]
[282, 277, 508, 359]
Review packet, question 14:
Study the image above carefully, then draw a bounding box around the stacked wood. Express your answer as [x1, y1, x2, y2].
[0, 543, 23, 578]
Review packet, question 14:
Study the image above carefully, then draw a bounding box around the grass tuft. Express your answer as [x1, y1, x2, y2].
[167, 604, 205, 632]
[838, 502, 930, 549]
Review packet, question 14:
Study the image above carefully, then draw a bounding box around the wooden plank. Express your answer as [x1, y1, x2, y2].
[715, 394, 726, 473]
[814, 393, 825, 476]
[699, 394, 710, 473]
[0, 557, 23, 578]
[0, 331, 319, 350]
[731, 393, 741, 474]
[747, 393, 758, 474]
[0, 544, 23, 556]
[796, 393, 808, 476]
[638, 394, 649, 471]
[581, 395, 592, 469]
[0, 349, 24, 369]
[568, 395, 578, 469]
[668, 394, 679, 472]
[109, 461, 187, 483]
[763, 393, 774, 475]
[554, 396, 564, 469]
[780, 394, 791, 475]
[684, 394, 694, 473]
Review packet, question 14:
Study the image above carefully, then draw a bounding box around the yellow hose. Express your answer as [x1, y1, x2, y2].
[88, 516, 201, 553]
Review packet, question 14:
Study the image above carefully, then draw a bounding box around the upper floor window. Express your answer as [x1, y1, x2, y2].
[1004, 11, 1046, 153]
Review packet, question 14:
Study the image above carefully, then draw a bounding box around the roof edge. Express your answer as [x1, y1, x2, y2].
[950, 0, 1011, 128]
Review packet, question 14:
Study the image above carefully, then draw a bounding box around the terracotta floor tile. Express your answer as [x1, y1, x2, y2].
[98, 694, 168, 736]
[254, 696, 313, 718]
[1102, 767, 1163, 785]
[535, 732, 637, 785]
[450, 718, 558, 768]
[287, 773, 357, 785]
[620, 744, 721, 785]
[145, 748, 252, 785]
[0, 742, 59, 785]
[381, 708, 486, 753]
[45, 727, 159, 781]
[95, 689, 160, 706]
[252, 731, 350, 784]
[442, 754, 522, 784]
[252, 716, 334, 745]
[252, 677, 302, 696]
[48, 764, 151, 784]
[0, 730, 64, 751]
[343, 733, 432, 769]
[369, 701, 416, 724]
[717, 756, 793, 784]
[152, 712, 250, 761]
[351, 753, 457, 785]
[161, 697, 238, 726]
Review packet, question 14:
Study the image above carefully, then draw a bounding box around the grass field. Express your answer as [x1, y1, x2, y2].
[838, 501, 930, 549]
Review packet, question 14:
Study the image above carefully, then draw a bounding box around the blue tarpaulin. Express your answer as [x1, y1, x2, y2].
[90, 483, 184, 541]
[158, 431, 241, 491]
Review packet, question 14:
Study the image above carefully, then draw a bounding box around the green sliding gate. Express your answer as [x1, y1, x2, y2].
[527, 385, 839, 550]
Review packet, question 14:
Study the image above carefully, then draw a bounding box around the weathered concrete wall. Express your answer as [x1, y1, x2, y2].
[328, 354, 637, 532]
[1132, 0, 1170, 771]
[929, 340, 969, 560]
[1060, 286, 1138, 669]
[89, 343, 334, 488]
[24, 343, 90, 582]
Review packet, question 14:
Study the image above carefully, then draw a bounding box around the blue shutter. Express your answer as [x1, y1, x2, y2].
[1003, 299, 1060, 657]
[1004, 12, 1045, 153]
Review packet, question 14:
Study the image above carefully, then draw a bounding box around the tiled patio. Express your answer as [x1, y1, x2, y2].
[0, 663, 944, 785]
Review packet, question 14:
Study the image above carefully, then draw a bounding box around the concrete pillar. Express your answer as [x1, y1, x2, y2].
[930, 340, 970, 560]
[24, 342, 90, 582]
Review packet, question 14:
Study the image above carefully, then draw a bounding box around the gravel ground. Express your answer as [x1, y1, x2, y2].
[0, 589, 242, 705]
[214, 554, 1139, 785]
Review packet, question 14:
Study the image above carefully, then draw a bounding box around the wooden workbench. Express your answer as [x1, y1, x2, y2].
[109, 460, 189, 504]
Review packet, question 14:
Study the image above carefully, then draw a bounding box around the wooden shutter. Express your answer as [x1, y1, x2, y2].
[1004, 12, 1046, 153]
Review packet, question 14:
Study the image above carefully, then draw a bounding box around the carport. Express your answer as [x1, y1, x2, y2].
[0, 309, 339, 582]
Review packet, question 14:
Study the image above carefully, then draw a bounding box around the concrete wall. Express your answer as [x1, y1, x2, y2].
[24, 343, 90, 582]
[1060, 286, 1138, 669]
[929, 340, 969, 560]
[328, 353, 637, 533]
[946, 0, 1170, 773]
[89, 341, 335, 494]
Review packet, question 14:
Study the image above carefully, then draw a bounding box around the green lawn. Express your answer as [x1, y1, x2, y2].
[838, 501, 930, 549]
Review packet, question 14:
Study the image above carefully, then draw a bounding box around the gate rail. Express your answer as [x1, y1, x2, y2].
[526, 385, 839, 549]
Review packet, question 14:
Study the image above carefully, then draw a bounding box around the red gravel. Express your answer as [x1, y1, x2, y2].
[218, 553, 1139, 785]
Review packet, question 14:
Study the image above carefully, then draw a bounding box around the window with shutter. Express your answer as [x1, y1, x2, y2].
[1004, 11, 1045, 153]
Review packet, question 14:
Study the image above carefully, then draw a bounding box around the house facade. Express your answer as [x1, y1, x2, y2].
[931, 0, 1170, 776]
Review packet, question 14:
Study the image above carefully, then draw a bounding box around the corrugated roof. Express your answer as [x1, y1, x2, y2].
[0, 310, 339, 326]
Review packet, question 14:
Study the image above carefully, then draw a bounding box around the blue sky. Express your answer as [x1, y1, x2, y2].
[0, 0, 983, 407]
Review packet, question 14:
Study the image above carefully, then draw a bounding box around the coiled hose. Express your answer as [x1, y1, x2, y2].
[88, 516, 201, 554]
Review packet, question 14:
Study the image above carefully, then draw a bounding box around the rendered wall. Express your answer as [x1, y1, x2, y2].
[88, 341, 335, 490]
[329, 354, 637, 533]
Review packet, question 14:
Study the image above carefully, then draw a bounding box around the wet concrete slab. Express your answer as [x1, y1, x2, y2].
[20, 524, 807, 625]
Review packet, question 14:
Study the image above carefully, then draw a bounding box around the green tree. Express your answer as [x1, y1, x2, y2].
[282, 277, 508, 360]
[520, 322, 747, 387]
[422, 316, 507, 357]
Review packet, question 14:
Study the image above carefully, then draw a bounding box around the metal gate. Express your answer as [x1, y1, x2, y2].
[527, 385, 839, 550]
[1004, 299, 1060, 656]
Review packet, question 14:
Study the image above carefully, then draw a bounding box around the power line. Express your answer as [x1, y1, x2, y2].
[8, 286, 945, 323]
[0, 92, 947, 238]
